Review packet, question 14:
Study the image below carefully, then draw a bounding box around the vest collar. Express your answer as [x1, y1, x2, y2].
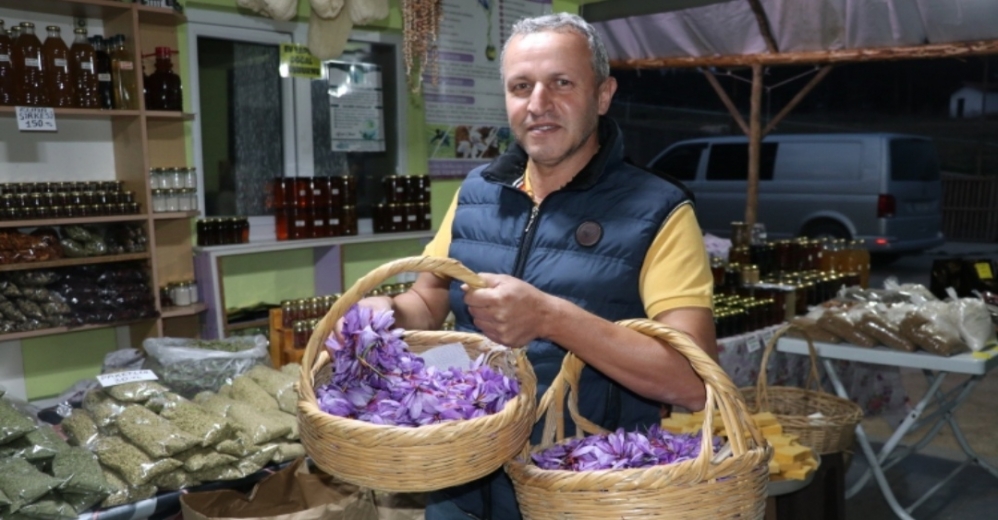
[481, 116, 624, 191]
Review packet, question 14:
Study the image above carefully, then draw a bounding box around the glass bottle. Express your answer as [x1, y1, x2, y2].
[42, 26, 73, 107]
[69, 28, 98, 108]
[13, 22, 47, 106]
[109, 34, 137, 110]
[850, 239, 871, 289]
[0, 20, 14, 106]
[144, 46, 182, 111]
[90, 36, 113, 109]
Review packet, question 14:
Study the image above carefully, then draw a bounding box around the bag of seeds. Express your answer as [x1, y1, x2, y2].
[81, 389, 126, 433]
[0, 397, 37, 444]
[51, 447, 111, 496]
[236, 443, 279, 477]
[57, 490, 105, 515]
[229, 376, 279, 410]
[15, 496, 77, 519]
[176, 447, 238, 473]
[104, 379, 170, 403]
[159, 400, 236, 448]
[214, 430, 257, 458]
[142, 336, 270, 398]
[143, 391, 186, 413]
[117, 405, 201, 458]
[0, 458, 67, 513]
[91, 436, 182, 487]
[226, 401, 293, 445]
[0, 425, 69, 463]
[60, 409, 100, 448]
[280, 362, 301, 377]
[98, 469, 157, 509]
[151, 469, 201, 491]
[194, 393, 239, 417]
[246, 365, 298, 414]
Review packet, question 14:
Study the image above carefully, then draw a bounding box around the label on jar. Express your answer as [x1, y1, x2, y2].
[0, 54, 10, 63]
[396, 187, 404, 193]
[54, 58, 68, 68]
[313, 219, 323, 227]
[331, 189, 340, 195]
[97, 370, 159, 388]
[80, 61, 94, 71]
[25, 57, 41, 68]
[299, 189, 307, 196]
[119, 60, 134, 71]
[329, 218, 340, 225]
[295, 220, 306, 227]
[98, 73, 112, 82]
[425, 212, 432, 220]
[392, 216, 402, 223]
[407, 215, 416, 222]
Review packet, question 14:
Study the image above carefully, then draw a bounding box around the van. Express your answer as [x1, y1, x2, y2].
[647, 133, 945, 257]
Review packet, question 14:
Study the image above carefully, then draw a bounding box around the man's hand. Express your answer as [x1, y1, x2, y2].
[462, 273, 553, 348]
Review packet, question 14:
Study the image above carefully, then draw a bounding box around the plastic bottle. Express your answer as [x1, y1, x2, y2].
[90, 36, 114, 109]
[69, 28, 98, 108]
[143, 46, 182, 111]
[13, 22, 47, 106]
[42, 25, 74, 107]
[109, 34, 137, 109]
[0, 21, 14, 106]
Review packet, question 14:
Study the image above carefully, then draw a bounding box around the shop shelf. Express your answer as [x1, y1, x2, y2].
[153, 210, 200, 220]
[0, 106, 142, 119]
[145, 111, 196, 121]
[161, 302, 207, 319]
[225, 317, 270, 332]
[137, 4, 187, 25]
[0, 215, 148, 229]
[0, 252, 150, 272]
[0, 0, 130, 19]
[0, 316, 156, 342]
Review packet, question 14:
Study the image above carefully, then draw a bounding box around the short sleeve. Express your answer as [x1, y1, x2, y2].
[639, 203, 714, 318]
[421, 189, 460, 258]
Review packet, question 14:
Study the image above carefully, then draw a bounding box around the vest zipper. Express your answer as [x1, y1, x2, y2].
[512, 204, 540, 278]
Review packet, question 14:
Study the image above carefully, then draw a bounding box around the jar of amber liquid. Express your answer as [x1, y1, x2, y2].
[341, 205, 357, 235]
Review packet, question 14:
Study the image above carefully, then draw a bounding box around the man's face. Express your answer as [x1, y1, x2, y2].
[502, 30, 616, 169]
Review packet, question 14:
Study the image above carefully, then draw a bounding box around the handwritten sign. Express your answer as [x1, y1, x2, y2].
[279, 44, 321, 79]
[16, 106, 57, 132]
[96, 370, 159, 388]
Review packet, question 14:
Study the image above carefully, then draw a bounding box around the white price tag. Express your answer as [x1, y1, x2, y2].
[96, 370, 159, 388]
[16, 106, 57, 132]
[762, 329, 775, 347]
[747, 336, 762, 353]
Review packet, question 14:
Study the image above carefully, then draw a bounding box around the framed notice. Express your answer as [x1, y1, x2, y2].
[326, 61, 386, 152]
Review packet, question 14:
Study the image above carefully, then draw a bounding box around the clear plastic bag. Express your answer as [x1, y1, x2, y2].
[151, 469, 201, 491]
[91, 436, 182, 487]
[16, 496, 78, 519]
[51, 447, 111, 495]
[0, 458, 66, 513]
[950, 297, 998, 352]
[225, 401, 293, 445]
[176, 447, 238, 472]
[816, 309, 877, 347]
[159, 400, 236, 448]
[0, 424, 69, 462]
[0, 397, 37, 444]
[116, 405, 201, 458]
[104, 379, 170, 403]
[856, 308, 915, 352]
[272, 442, 306, 464]
[58, 490, 105, 515]
[98, 469, 156, 509]
[246, 364, 298, 414]
[61, 409, 100, 448]
[787, 317, 841, 344]
[229, 376, 279, 410]
[142, 336, 270, 398]
[900, 311, 968, 357]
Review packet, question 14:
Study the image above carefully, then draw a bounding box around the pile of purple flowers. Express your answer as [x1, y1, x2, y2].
[531, 425, 722, 471]
[315, 305, 519, 427]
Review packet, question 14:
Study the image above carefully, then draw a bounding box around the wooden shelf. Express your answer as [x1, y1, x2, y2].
[0, 316, 156, 342]
[153, 210, 200, 220]
[137, 4, 187, 25]
[0, 252, 150, 273]
[0, 106, 141, 119]
[146, 111, 196, 121]
[194, 230, 436, 257]
[0, 214, 147, 229]
[161, 302, 207, 319]
[1, 0, 131, 19]
[225, 317, 270, 332]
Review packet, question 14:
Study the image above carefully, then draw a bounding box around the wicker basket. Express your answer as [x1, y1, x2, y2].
[297, 256, 538, 492]
[740, 325, 863, 455]
[506, 319, 772, 520]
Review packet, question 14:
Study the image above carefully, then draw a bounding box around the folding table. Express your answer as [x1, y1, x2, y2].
[776, 337, 998, 519]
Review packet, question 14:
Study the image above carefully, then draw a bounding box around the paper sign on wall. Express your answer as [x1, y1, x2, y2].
[279, 43, 321, 79]
[16, 106, 57, 132]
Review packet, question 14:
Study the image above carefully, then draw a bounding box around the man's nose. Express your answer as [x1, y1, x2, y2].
[527, 83, 552, 115]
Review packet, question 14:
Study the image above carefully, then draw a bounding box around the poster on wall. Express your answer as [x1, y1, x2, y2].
[326, 61, 386, 152]
[424, 0, 552, 178]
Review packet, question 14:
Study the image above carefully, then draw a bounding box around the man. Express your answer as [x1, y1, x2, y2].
[353, 13, 715, 519]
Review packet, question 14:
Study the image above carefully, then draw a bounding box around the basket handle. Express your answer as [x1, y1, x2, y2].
[300, 256, 488, 378]
[753, 324, 823, 413]
[534, 319, 764, 481]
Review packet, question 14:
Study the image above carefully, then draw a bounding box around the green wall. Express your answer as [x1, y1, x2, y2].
[22, 329, 118, 399]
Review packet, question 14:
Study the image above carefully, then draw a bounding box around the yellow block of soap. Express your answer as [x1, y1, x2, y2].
[784, 466, 811, 480]
[774, 444, 811, 465]
[752, 412, 779, 427]
[660, 417, 688, 434]
[767, 434, 799, 447]
[761, 423, 783, 436]
[768, 459, 781, 475]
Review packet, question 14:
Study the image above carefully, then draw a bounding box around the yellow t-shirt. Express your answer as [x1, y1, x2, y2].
[422, 186, 714, 318]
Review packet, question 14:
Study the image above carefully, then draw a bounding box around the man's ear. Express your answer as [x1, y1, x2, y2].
[598, 76, 617, 115]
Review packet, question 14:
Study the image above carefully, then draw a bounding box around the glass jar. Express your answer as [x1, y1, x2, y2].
[188, 188, 199, 211]
[239, 217, 249, 243]
[226, 217, 241, 244]
[89, 203, 104, 216]
[187, 281, 200, 305]
[281, 300, 296, 328]
[183, 167, 197, 189]
[149, 168, 164, 189]
[129, 202, 141, 214]
[178, 188, 192, 211]
[164, 188, 179, 212]
[115, 203, 128, 215]
[340, 175, 357, 205]
[196, 219, 208, 246]
[341, 205, 357, 235]
[168, 168, 184, 189]
[421, 203, 432, 230]
[121, 191, 135, 204]
[171, 282, 192, 306]
[403, 203, 417, 232]
[151, 189, 166, 212]
[383, 175, 405, 204]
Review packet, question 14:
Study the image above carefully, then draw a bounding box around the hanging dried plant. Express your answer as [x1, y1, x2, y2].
[402, 0, 443, 94]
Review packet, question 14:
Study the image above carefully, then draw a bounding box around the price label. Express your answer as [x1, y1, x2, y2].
[975, 262, 993, 280]
[96, 370, 159, 388]
[16, 106, 57, 132]
[747, 335, 763, 353]
[762, 329, 775, 346]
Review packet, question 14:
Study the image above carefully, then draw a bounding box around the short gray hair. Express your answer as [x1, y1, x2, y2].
[500, 13, 610, 85]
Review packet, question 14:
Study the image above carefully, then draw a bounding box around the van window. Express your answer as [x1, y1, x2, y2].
[890, 139, 940, 181]
[774, 142, 862, 180]
[649, 143, 705, 181]
[706, 143, 778, 181]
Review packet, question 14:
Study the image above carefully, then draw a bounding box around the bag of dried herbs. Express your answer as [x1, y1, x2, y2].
[159, 400, 236, 448]
[51, 447, 111, 496]
[14, 495, 77, 519]
[91, 436, 182, 487]
[142, 336, 270, 398]
[58, 490, 105, 515]
[246, 364, 298, 414]
[0, 397, 37, 444]
[225, 401, 293, 445]
[143, 391, 186, 414]
[271, 442, 306, 464]
[0, 424, 69, 464]
[151, 468, 201, 491]
[0, 457, 67, 513]
[214, 430, 257, 458]
[229, 376, 279, 410]
[104, 379, 170, 403]
[99, 469, 156, 509]
[60, 409, 100, 448]
[117, 405, 201, 458]
[175, 447, 238, 473]
[81, 389, 126, 433]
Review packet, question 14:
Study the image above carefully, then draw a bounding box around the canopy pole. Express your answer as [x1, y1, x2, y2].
[746, 0, 779, 54]
[746, 63, 764, 229]
[702, 69, 750, 135]
[763, 65, 834, 135]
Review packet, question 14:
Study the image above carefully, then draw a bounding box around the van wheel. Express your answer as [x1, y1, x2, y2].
[801, 221, 851, 241]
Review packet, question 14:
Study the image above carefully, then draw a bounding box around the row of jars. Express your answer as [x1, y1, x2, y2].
[373, 203, 432, 233]
[1, 202, 140, 221]
[196, 217, 249, 246]
[0, 181, 126, 194]
[382, 175, 431, 204]
[713, 295, 783, 338]
[268, 176, 358, 211]
[280, 281, 414, 330]
[150, 167, 197, 190]
[276, 206, 358, 241]
[151, 188, 198, 213]
[727, 237, 871, 287]
[160, 280, 200, 308]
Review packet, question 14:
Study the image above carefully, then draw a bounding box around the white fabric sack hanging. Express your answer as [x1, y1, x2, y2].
[311, 0, 345, 19]
[235, 0, 266, 14]
[235, 0, 298, 21]
[308, 0, 354, 61]
[349, 0, 389, 25]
